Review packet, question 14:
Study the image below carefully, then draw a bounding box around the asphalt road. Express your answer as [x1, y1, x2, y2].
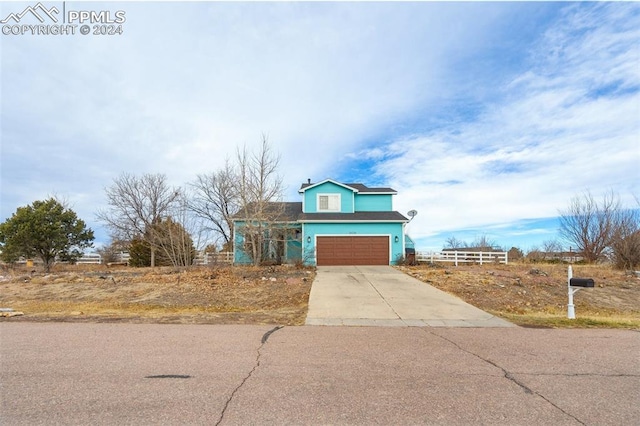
[1, 323, 638, 425]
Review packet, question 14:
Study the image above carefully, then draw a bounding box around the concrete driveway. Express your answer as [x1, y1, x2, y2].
[306, 265, 513, 327]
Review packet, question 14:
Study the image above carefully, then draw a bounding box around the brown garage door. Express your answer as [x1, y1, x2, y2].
[317, 236, 389, 266]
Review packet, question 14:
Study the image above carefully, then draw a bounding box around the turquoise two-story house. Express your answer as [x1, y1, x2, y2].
[233, 179, 410, 266]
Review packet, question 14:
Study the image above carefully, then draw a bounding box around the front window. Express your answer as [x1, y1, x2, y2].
[318, 194, 340, 212]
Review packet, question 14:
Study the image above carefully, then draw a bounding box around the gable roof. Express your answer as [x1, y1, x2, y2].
[299, 179, 357, 193]
[299, 179, 397, 194]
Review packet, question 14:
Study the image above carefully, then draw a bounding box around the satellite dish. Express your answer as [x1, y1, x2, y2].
[407, 210, 418, 221]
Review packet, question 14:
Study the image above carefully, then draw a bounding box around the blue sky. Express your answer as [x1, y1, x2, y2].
[1, 1, 639, 252]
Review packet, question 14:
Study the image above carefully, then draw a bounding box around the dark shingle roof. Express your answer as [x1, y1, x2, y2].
[280, 202, 304, 220]
[233, 203, 408, 223]
[299, 180, 396, 193]
[232, 202, 302, 222]
[344, 183, 396, 193]
[298, 211, 408, 222]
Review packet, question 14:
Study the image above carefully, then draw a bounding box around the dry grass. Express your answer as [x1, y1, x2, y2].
[398, 262, 640, 329]
[495, 311, 640, 329]
[0, 264, 314, 325]
[2, 262, 638, 328]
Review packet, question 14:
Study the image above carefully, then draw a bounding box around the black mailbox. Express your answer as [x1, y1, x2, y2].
[570, 278, 595, 288]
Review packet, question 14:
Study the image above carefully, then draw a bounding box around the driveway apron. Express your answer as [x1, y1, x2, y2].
[306, 266, 514, 327]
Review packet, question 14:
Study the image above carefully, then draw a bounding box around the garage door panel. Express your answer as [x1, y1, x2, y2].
[317, 236, 389, 265]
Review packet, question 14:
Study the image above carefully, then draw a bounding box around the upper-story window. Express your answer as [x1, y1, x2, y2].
[318, 194, 340, 212]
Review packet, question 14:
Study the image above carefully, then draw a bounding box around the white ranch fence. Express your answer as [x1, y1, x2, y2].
[75, 253, 103, 264]
[103, 251, 233, 266]
[416, 250, 508, 266]
[193, 252, 233, 265]
[13, 251, 234, 266]
[80, 251, 234, 266]
[100, 251, 234, 266]
[16, 254, 106, 265]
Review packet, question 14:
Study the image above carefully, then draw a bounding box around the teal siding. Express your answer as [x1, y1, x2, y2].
[354, 194, 393, 211]
[404, 234, 415, 249]
[233, 223, 253, 264]
[303, 182, 355, 213]
[236, 179, 407, 266]
[303, 222, 405, 266]
[287, 239, 302, 262]
[233, 221, 302, 265]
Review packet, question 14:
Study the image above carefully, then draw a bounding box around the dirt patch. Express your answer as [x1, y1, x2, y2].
[397, 263, 640, 327]
[0, 265, 314, 325]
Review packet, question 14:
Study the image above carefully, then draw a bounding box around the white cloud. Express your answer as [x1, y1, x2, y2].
[1, 2, 636, 250]
[377, 3, 640, 246]
[2, 2, 520, 220]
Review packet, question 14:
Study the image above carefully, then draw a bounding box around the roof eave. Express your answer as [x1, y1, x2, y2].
[358, 191, 397, 195]
[298, 219, 409, 223]
[299, 178, 359, 193]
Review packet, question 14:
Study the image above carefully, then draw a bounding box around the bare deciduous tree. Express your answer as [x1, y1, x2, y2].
[444, 236, 466, 250]
[507, 246, 524, 262]
[444, 235, 499, 251]
[186, 160, 238, 248]
[611, 196, 640, 269]
[526, 246, 544, 263]
[95, 239, 129, 264]
[542, 239, 563, 254]
[149, 216, 196, 268]
[234, 135, 284, 265]
[558, 190, 620, 263]
[97, 173, 181, 267]
[470, 234, 499, 251]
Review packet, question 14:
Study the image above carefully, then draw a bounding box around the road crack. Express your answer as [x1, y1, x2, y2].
[215, 325, 283, 426]
[424, 329, 587, 426]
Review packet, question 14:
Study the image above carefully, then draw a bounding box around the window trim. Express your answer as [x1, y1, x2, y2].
[317, 193, 341, 212]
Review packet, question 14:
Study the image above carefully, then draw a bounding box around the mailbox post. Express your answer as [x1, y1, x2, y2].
[567, 266, 595, 319]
